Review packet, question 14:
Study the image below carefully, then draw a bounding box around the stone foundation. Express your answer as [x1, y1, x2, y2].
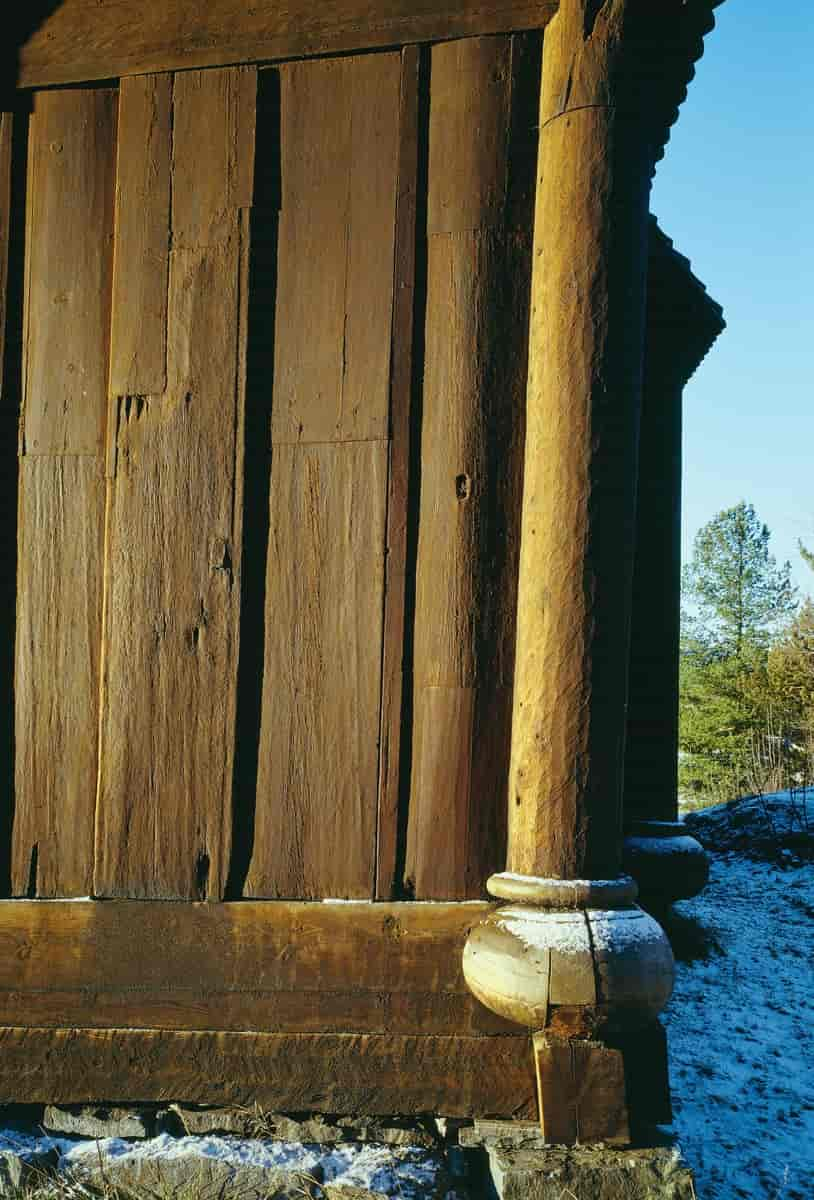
[487, 1145, 695, 1200]
[0, 1107, 697, 1200]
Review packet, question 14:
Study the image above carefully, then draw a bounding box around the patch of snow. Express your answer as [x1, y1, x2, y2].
[661, 790, 814, 1200]
[588, 908, 665, 953]
[495, 872, 634, 887]
[0, 1129, 448, 1199]
[624, 835, 702, 856]
[496, 908, 590, 954]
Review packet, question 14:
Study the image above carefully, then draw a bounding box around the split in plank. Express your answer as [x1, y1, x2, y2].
[95, 69, 256, 900]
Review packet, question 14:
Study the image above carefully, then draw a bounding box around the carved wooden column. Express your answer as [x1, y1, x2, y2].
[622, 224, 723, 905]
[463, 0, 675, 1143]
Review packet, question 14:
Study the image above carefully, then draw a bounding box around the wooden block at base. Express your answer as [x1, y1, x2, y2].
[532, 1033, 630, 1147]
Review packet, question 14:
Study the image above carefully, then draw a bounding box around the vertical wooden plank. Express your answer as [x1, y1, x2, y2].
[108, 73, 172, 399]
[95, 68, 255, 899]
[375, 46, 420, 899]
[532, 1034, 631, 1146]
[0, 111, 15, 896]
[245, 53, 401, 899]
[13, 458, 106, 896]
[246, 443, 389, 898]
[405, 35, 538, 899]
[21, 90, 117, 455]
[425, 37, 510, 236]
[270, 55, 400, 445]
[12, 90, 116, 897]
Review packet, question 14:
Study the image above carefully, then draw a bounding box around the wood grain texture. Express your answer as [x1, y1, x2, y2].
[426, 37, 511, 235]
[0, 900, 515, 1035]
[406, 36, 537, 899]
[507, 0, 651, 878]
[246, 443, 389, 899]
[22, 88, 117, 455]
[172, 68, 256, 249]
[271, 54, 400, 445]
[95, 69, 255, 900]
[13, 457, 105, 896]
[376, 46, 420, 900]
[108, 74, 172, 399]
[533, 1033, 631, 1146]
[18, 1, 558, 90]
[0, 1026, 537, 1118]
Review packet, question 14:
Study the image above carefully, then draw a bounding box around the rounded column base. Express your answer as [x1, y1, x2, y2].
[622, 820, 709, 904]
[462, 873, 675, 1032]
[462, 872, 675, 1143]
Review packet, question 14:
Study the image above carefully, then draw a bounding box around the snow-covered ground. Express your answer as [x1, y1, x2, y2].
[663, 790, 814, 1200]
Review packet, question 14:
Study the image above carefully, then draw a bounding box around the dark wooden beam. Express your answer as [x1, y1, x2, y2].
[0, 1026, 537, 1117]
[17, 1, 558, 90]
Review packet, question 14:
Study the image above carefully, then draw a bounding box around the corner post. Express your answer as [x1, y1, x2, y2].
[464, 0, 675, 1142]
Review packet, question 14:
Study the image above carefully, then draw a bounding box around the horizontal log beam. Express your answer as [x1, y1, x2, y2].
[17, 1, 558, 90]
[0, 900, 515, 1035]
[0, 1026, 537, 1117]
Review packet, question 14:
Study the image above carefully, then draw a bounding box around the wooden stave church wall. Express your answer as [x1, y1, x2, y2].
[0, 35, 543, 1115]
[1, 37, 538, 906]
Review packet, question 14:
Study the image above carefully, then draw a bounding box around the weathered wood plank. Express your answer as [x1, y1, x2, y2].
[108, 74, 172, 399]
[0, 1026, 537, 1118]
[408, 685, 514, 898]
[95, 246, 242, 900]
[0, 900, 515, 1035]
[172, 67, 256, 250]
[246, 442, 388, 899]
[271, 54, 400, 445]
[533, 1033, 630, 1146]
[22, 88, 117, 455]
[18, 1, 558, 90]
[13, 457, 106, 896]
[0, 110, 13, 898]
[376, 45, 421, 900]
[406, 36, 537, 899]
[426, 37, 511, 235]
[95, 68, 254, 899]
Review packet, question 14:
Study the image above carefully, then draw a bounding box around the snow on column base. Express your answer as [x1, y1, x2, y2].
[461, 874, 675, 1145]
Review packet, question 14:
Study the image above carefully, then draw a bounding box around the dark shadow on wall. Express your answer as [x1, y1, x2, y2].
[225, 69, 281, 899]
[3, 7, 65, 105]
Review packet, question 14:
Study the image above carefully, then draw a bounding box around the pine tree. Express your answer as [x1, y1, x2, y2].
[683, 501, 796, 657]
[679, 502, 797, 807]
[768, 599, 814, 759]
[799, 538, 814, 574]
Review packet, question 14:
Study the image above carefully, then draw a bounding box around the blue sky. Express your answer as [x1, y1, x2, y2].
[650, 0, 813, 598]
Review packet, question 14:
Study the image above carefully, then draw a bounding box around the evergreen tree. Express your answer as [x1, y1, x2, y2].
[768, 599, 814, 758]
[679, 502, 797, 806]
[683, 501, 796, 657]
[799, 538, 814, 574]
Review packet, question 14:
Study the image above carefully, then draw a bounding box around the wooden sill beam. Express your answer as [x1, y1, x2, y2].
[0, 1027, 537, 1117]
[0, 899, 517, 1036]
[17, 0, 558, 90]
